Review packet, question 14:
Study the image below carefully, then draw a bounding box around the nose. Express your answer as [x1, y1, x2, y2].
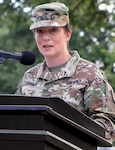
[43, 32, 50, 41]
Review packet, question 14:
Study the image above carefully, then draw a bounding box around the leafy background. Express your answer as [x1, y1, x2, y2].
[0, 0, 115, 94]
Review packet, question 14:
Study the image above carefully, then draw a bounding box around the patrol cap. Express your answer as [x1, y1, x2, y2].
[30, 2, 70, 30]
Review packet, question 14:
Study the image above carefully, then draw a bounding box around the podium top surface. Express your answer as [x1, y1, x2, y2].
[0, 94, 112, 147]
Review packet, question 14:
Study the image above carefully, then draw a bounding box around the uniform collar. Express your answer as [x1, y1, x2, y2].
[37, 50, 80, 80]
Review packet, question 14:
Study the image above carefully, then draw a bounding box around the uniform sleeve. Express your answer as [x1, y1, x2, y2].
[15, 78, 23, 95]
[83, 77, 115, 145]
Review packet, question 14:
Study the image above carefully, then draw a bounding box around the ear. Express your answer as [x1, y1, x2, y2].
[66, 31, 72, 42]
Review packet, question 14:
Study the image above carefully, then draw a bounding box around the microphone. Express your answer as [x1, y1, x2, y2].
[0, 50, 36, 65]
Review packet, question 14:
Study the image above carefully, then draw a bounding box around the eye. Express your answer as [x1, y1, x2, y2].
[51, 27, 59, 33]
[34, 28, 43, 34]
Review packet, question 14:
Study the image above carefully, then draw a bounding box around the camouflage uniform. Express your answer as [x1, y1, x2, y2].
[16, 50, 115, 144]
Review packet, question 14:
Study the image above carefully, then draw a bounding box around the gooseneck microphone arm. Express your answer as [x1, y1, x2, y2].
[0, 50, 21, 59]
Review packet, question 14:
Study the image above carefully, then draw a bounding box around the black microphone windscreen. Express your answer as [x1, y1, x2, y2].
[20, 51, 36, 65]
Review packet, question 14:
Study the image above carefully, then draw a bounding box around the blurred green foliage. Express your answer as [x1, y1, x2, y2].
[0, 0, 115, 93]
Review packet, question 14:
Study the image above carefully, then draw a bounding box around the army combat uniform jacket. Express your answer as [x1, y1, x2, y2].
[16, 50, 115, 144]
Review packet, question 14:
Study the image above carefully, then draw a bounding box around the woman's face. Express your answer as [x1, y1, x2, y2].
[34, 26, 71, 59]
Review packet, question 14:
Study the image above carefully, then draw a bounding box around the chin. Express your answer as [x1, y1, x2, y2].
[44, 52, 56, 58]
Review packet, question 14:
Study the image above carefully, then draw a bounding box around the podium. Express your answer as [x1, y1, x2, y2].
[0, 94, 112, 150]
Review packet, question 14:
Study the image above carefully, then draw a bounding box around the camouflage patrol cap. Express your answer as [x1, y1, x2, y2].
[30, 2, 70, 30]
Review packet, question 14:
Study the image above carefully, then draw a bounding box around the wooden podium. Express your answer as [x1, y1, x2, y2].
[0, 94, 112, 150]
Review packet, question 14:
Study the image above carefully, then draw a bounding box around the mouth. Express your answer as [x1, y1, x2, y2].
[43, 45, 53, 48]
